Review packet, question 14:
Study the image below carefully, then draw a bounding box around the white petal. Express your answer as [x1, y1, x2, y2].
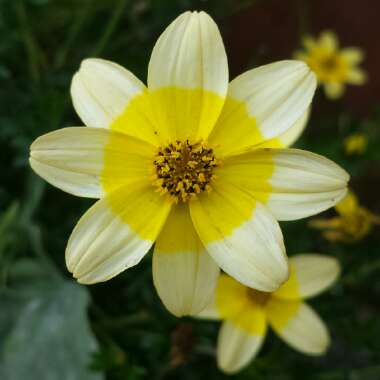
[71, 58, 145, 127]
[277, 107, 310, 147]
[66, 183, 171, 284]
[268, 149, 349, 220]
[267, 300, 330, 355]
[218, 148, 349, 221]
[147, 11, 228, 140]
[209, 61, 316, 156]
[29, 127, 155, 198]
[274, 254, 341, 300]
[153, 204, 219, 317]
[235, 61, 315, 139]
[190, 184, 288, 292]
[148, 11, 228, 95]
[217, 320, 266, 374]
[195, 297, 220, 320]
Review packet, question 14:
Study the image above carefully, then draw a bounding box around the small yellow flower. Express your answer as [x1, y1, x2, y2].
[197, 254, 340, 374]
[295, 30, 366, 99]
[29, 11, 348, 317]
[344, 133, 368, 155]
[310, 191, 380, 242]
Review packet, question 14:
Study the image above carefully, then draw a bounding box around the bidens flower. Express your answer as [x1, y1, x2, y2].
[29, 11, 348, 317]
[295, 30, 366, 99]
[344, 133, 368, 155]
[310, 190, 380, 243]
[197, 255, 340, 374]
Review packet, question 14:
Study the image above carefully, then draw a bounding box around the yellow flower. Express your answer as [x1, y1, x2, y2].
[310, 191, 380, 242]
[344, 133, 368, 155]
[197, 254, 340, 374]
[295, 30, 366, 99]
[29, 11, 348, 317]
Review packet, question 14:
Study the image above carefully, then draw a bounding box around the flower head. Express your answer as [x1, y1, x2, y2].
[344, 133, 368, 155]
[310, 190, 380, 242]
[29, 11, 348, 317]
[197, 254, 340, 374]
[295, 30, 366, 99]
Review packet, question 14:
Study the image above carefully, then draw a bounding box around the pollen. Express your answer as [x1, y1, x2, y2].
[153, 140, 218, 202]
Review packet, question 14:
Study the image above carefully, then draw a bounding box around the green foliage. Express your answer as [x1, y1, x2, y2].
[0, 259, 102, 380]
[1, 0, 380, 379]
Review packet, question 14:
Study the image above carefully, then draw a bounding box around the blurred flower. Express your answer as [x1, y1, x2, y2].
[197, 254, 340, 374]
[29, 11, 348, 317]
[344, 133, 368, 155]
[310, 191, 380, 242]
[295, 30, 366, 99]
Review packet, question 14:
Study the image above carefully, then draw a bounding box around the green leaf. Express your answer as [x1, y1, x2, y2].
[0, 264, 103, 380]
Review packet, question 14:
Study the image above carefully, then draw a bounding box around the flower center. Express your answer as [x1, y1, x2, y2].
[247, 288, 271, 306]
[320, 55, 339, 72]
[153, 140, 218, 202]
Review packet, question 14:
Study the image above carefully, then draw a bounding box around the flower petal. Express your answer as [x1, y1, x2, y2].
[29, 127, 155, 198]
[340, 48, 364, 65]
[335, 190, 358, 216]
[217, 148, 349, 221]
[189, 182, 288, 292]
[208, 60, 316, 156]
[153, 204, 219, 317]
[267, 299, 330, 355]
[259, 108, 310, 149]
[214, 274, 269, 336]
[215, 274, 249, 321]
[217, 319, 267, 374]
[324, 82, 345, 99]
[346, 68, 367, 85]
[71, 58, 158, 145]
[273, 254, 341, 300]
[147, 11, 228, 141]
[319, 31, 338, 52]
[302, 36, 317, 50]
[195, 298, 220, 320]
[276, 108, 310, 147]
[71, 58, 144, 128]
[66, 182, 171, 284]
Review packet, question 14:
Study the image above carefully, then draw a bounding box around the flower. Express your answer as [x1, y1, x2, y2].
[29, 11, 348, 317]
[344, 133, 368, 155]
[197, 254, 340, 374]
[295, 30, 366, 99]
[310, 190, 380, 243]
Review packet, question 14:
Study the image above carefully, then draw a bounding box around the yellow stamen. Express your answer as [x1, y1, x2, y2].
[152, 140, 218, 202]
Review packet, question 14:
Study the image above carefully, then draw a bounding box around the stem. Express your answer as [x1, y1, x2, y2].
[92, 0, 128, 57]
[14, 0, 43, 84]
[54, 0, 94, 69]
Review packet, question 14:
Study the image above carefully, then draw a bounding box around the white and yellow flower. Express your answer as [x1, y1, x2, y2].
[295, 30, 366, 99]
[29, 11, 348, 317]
[310, 190, 380, 243]
[198, 254, 340, 374]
